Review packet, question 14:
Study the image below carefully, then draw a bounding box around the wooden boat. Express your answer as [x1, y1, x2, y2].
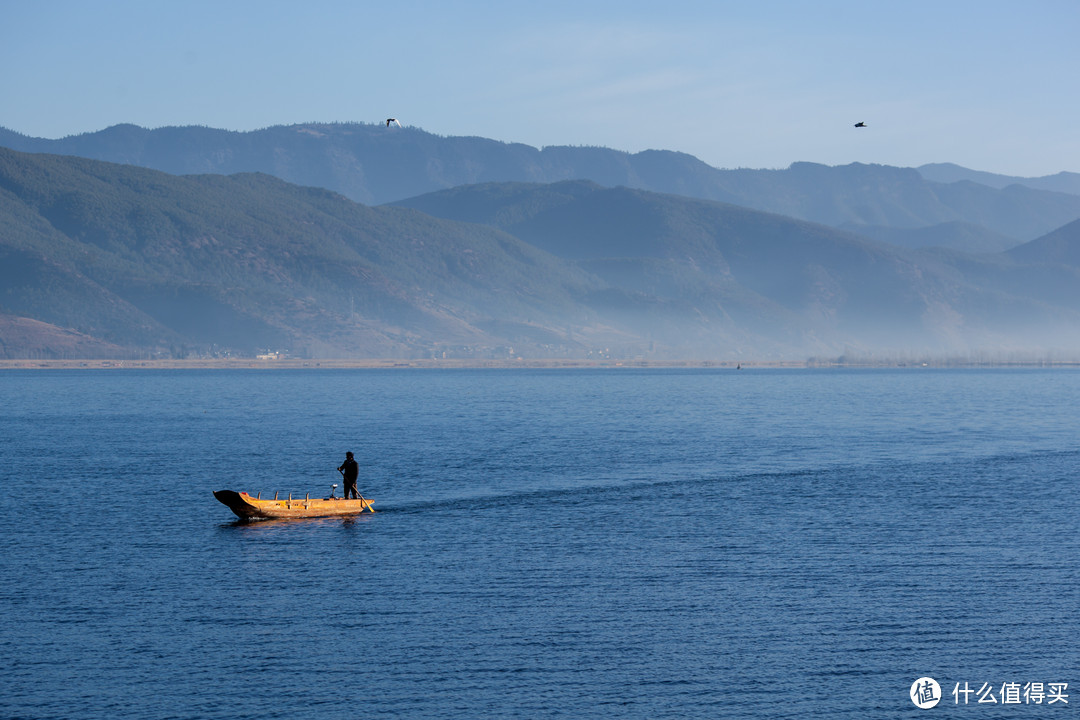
[214, 490, 374, 520]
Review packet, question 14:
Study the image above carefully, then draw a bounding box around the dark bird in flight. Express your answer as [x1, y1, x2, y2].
[386, 118, 401, 127]
[854, 122, 867, 128]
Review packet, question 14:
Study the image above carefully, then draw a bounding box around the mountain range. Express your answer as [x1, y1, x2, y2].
[4, 122, 1080, 252]
[2, 124, 1080, 361]
[0, 147, 612, 359]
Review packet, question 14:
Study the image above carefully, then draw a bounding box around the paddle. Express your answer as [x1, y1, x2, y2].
[338, 467, 375, 512]
[358, 493, 374, 512]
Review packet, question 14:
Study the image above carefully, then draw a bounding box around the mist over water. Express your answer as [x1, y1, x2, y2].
[2, 368, 1078, 718]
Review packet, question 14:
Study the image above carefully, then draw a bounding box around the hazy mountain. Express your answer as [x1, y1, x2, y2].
[724, 163, 1080, 241]
[839, 221, 1020, 254]
[918, 163, 1080, 196]
[1007, 218, 1080, 267]
[393, 181, 1080, 356]
[0, 147, 612, 359]
[4, 123, 1080, 244]
[5, 148, 1080, 361]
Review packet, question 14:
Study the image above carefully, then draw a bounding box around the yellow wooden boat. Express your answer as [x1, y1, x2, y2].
[214, 490, 374, 520]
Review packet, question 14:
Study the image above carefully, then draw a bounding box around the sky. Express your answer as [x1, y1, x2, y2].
[2, 0, 1078, 177]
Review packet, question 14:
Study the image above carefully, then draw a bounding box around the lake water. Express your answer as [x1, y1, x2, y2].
[1, 368, 1077, 718]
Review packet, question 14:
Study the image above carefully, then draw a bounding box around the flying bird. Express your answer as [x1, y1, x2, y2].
[854, 121, 867, 128]
[386, 118, 401, 128]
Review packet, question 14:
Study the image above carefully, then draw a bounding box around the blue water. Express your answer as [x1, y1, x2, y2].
[1, 368, 1077, 718]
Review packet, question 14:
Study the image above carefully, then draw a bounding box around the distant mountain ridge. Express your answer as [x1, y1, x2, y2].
[6, 145, 1080, 360]
[1007, 218, 1080, 267]
[918, 162, 1080, 195]
[3, 123, 1080, 248]
[392, 179, 1080, 353]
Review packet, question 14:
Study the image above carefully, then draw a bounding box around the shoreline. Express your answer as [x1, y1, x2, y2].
[3, 358, 1080, 370]
[0, 358, 761, 370]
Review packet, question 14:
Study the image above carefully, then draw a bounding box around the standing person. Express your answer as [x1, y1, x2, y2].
[338, 451, 360, 499]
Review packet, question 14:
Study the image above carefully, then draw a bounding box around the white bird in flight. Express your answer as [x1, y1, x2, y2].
[386, 118, 402, 128]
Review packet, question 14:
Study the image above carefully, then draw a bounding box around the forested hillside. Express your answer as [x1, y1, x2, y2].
[5, 147, 1080, 361]
[0, 148, 608, 359]
[4, 123, 1080, 249]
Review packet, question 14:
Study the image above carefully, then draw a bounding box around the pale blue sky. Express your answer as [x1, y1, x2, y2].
[2, 0, 1078, 176]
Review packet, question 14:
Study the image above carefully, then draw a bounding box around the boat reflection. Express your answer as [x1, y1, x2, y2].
[219, 513, 376, 533]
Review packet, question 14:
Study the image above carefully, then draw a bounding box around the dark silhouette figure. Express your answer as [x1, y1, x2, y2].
[854, 122, 867, 128]
[338, 451, 360, 499]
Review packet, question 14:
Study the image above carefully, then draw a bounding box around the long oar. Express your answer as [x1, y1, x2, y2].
[339, 468, 375, 512]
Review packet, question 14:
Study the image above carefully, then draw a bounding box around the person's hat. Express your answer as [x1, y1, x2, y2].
[346, 451, 354, 458]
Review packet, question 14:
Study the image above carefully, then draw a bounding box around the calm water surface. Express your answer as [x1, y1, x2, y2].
[1, 368, 1078, 718]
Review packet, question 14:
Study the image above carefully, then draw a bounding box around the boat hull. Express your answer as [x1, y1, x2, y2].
[214, 490, 374, 519]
